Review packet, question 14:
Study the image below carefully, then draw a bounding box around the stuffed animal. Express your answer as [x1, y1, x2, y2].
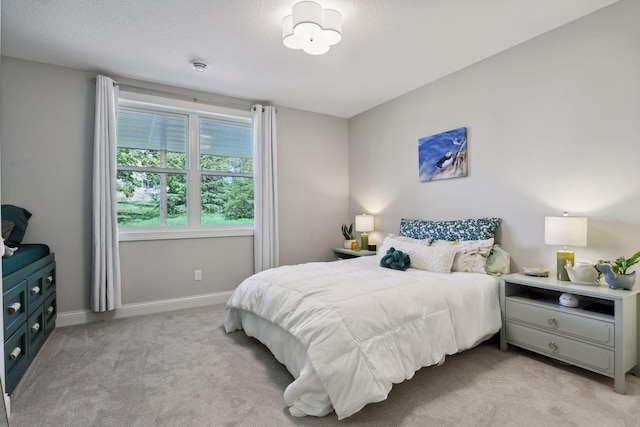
[1, 238, 18, 258]
[380, 247, 411, 271]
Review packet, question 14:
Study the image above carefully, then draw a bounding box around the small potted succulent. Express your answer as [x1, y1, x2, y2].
[596, 251, 640, 290]
[341, 223, 356, 249]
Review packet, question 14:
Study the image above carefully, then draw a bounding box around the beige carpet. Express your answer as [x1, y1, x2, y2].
[8, 304, 640, 426]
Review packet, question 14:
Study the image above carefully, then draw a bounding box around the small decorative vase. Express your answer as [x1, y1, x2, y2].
[596, 264, 636, 290]
[343, 240, 356, 249]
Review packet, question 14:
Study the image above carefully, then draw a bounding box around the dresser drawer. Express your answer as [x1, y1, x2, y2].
[3, 280, 28, 339]
[44, 261, 56, 298]
[27, 305, 46, 359]
[506, 297, 614, 347]
[5, 323, 29, 395]
[27, 270, 45, 316]
[506, 322, 614, 375]
[44, 293, 57, 336]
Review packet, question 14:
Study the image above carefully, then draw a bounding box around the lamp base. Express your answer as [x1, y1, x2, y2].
[556, 250, 574, 281]
[360, 233, 369, 252]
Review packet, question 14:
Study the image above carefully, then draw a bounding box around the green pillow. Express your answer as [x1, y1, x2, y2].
[486, 244, 511, 276]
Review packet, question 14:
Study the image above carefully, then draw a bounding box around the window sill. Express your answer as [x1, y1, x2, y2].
[118, 227, 254, 242]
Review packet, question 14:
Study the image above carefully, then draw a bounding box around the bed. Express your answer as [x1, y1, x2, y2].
[224, 217, 508, 419]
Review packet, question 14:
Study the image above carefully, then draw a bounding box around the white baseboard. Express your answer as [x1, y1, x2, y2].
[56, 291, 233, 327]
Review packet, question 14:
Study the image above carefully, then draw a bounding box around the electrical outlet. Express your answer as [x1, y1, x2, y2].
[194, 269, 202, 281]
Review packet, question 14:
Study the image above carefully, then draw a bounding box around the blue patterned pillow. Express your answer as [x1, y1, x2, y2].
[399, 217, 501, 241]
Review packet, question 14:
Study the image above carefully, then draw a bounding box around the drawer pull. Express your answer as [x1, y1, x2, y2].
[8, 347, 21, 361]
[548, 317, 558, 328]
[46, 306, 54, 315]
[8, 302, 21, 314]
[31, 286, 41, 296]
[548, 342, 559, 353]
[31, 323, 41, 333]
[46, 275, 54, 284]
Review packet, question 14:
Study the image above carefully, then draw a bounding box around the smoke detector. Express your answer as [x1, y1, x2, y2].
[191, 60, 208, 72]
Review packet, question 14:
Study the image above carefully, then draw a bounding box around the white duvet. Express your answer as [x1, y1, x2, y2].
[224, 256, 501, 419]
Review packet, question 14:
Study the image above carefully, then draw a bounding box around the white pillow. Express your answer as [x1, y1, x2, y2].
[378, 234, 456, 274]
[377, 234, 430, 262]
[432, 238, 494, 273]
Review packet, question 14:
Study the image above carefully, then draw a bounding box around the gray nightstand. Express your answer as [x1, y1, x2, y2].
[333, 248, 377, 259]
[500, 272, 640, 394]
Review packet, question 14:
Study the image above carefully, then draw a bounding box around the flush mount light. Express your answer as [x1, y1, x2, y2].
[191, 60, 208, 72]
[282, 1, 342, 55]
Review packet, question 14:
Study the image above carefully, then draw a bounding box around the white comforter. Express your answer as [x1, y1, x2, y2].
[224, 256, 501, 419]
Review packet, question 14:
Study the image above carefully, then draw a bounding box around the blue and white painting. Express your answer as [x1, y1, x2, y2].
[418, 127, 468, 182]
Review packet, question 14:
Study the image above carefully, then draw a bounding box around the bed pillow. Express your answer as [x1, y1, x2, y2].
[432, 238, 494, 273]
[377, 234, 430, 262]
[485, 244, 511, 276]
[399, 217, 501, 241]
[378, 234, 455, 274]
[1, 204, 32, 246]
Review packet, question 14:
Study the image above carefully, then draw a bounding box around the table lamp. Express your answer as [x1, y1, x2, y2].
[544, 213, 587, 281]
[355, 214, 374, 251]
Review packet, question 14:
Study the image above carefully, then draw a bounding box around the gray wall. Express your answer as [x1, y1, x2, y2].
[0, 57, 349, 313]
[348, 0, 640, 276]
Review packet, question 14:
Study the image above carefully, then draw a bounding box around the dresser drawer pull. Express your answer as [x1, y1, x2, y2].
[8, 347, 21, 361]
[548, 342, 559, 353]
[8, 302, 21, 314]
[548, 317, 558, 328]
[31, 323, 41, 333]
[46, 275, 54, 284]
[31, 286, 41, 296]
[46, 306, 54, 315]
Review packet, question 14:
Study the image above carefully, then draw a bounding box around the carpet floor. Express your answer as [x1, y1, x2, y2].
[8, 304, 640, 426]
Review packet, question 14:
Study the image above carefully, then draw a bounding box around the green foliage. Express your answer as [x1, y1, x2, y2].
[341, 223, 354, 240]
[116, 148, 254, 226]
[222, 178, 254, 220]
[597, 251, 640, 274]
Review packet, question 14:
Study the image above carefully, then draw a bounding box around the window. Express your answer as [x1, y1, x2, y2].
[116, 92, 253, 240]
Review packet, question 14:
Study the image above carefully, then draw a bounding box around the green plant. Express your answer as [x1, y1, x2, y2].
[341, 223, 354, 240]
[597, 251, 640, 275]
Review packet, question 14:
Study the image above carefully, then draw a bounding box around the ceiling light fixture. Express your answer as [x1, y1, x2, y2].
[282, 1, 342, 55]
[191, 60, 208, 72]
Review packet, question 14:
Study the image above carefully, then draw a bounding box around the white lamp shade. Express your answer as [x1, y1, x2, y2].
[355, 214, 374, 233]
[544, 216, 587, 247]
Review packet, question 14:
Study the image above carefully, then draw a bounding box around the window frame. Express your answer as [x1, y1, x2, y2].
[116, 91, 254, 242]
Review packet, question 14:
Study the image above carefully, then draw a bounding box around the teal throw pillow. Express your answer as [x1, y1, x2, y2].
[380, 247, 411, 271]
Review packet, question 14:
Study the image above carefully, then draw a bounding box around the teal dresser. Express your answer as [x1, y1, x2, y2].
[3, 252, 56, 394]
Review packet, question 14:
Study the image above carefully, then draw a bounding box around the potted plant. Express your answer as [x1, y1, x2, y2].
[341, 223, 356, 249]
[596, 251, 640, 290]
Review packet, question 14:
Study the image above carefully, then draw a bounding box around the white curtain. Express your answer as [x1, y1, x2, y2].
[252, 105, 279, 273]
[91, 75, 122, 312]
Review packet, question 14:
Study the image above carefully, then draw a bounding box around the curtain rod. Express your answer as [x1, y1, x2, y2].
[91, 77, 254, 112]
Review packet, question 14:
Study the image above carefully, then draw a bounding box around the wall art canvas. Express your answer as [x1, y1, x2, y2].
[418, 127, 468, 182]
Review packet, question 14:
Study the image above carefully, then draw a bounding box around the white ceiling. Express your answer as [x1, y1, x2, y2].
[1, 0, 619, 118]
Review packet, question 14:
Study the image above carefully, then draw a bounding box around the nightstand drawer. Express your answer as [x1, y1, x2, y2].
[506, 297, 614, 347]
[506, 322, 614, 375]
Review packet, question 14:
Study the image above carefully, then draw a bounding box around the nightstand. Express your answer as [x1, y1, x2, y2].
[500, 272, 640, 394]
[333, 248, 377, 259]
